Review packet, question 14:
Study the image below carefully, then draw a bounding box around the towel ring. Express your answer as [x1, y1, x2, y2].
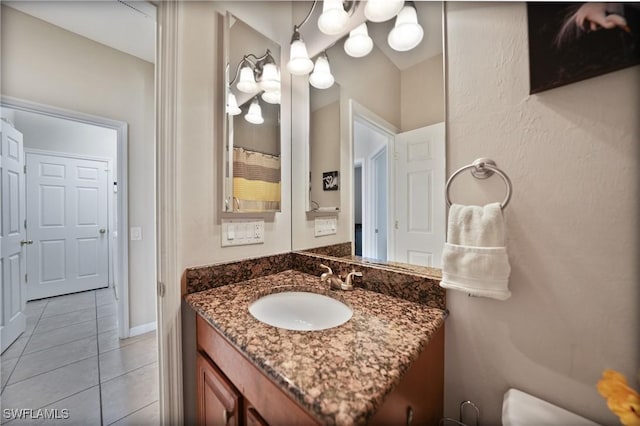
[445, 158, 512, 209]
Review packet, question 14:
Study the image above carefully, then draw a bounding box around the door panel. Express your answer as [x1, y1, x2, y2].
[1, 122, 26, 353]
[393, 123, 445, 268]
[372, 148, 387, 260]
[26, 152, 109, 300]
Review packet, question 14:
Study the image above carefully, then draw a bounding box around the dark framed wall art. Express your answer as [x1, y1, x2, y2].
[527, 3, 640, 94]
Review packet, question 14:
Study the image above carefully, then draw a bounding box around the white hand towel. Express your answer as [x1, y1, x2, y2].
[439, 202, 511, 300]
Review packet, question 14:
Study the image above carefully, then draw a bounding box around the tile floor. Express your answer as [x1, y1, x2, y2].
[1, 288, 159, 425]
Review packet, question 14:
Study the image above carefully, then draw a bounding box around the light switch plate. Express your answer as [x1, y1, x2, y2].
[315, 217, 337, 237]
[221, 219, 265, 247]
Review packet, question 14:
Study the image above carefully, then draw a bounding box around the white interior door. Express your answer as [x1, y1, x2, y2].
[1, 122, 27, 353]
[372, 147, 388, 260]
[26, 152, 109, 300]
[393, 122, 446, 267]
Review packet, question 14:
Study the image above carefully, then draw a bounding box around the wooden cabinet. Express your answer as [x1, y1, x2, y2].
[197, 352, 241, 426]
[196, 316, 318, 426]
[370, 326, 445, 425]
[196, 315, 444, 425]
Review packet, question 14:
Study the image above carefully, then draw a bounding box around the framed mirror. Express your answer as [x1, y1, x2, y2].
[296, 1, 446, 269]
[223, 12, 282, 213]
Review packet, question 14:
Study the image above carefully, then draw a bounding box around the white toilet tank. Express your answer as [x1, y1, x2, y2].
[502, 388, 600, 426]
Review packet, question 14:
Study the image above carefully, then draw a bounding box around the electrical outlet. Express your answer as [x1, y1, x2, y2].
[221, 219, 265, 247]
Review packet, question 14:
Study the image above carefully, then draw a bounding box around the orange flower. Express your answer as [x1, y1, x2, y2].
[598, 369, 640, 426]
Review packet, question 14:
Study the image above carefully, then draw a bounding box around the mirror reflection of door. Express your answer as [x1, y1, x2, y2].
[372, 147, 387, 260]
[353, 118, 392, 260]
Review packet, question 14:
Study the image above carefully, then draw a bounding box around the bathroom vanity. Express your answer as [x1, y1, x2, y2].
[184, 254, 446, 425]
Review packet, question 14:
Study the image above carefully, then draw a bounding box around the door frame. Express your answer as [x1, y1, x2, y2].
[1, 96, 130, 339]
[24, 148, 114, 300]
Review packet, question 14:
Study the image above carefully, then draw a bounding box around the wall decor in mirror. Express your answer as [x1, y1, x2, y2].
[224, 12, 282, 212]
[293, 1, 446, 269]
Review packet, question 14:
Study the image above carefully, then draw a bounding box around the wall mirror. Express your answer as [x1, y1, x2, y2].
[223, 12, 282, 213]
[296, 1, 446, 268]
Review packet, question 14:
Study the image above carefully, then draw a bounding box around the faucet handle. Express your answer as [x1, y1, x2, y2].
[319, 264, 333, 274]
[343, 270, 363, 289]
[319, 264, 333, 282]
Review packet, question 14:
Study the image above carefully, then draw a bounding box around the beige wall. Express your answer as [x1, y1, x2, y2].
[444, 3, 639, 424]
[176, 1, 292, 271]
[401, 53, 445, 131]
[1, 6, 156, 329]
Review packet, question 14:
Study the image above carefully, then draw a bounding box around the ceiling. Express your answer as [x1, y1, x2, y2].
[5, 0, 156, 63]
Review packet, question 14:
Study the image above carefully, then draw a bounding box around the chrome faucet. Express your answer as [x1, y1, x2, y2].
[319, 264, 362, 291]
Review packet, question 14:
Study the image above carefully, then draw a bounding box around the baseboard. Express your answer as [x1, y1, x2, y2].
[129, 321, 157, 337]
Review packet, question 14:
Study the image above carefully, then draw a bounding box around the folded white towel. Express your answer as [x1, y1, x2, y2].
[440, 202, 511, 300]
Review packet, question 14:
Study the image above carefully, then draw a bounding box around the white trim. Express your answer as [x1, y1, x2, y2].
[156, 1, 183, 424]
[1, 96, 131, 340]
[130, 321, 157, 337]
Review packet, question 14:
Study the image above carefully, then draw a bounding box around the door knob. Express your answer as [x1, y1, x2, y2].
[99, 228, 106, 234]
[20, 240, 33, 246]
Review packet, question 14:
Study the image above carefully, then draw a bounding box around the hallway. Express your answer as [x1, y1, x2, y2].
[1, 288, 159, 425]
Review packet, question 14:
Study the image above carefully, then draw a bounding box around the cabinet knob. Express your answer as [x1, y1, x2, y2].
[20, 240, 33, 246]
[99, 228, 106, 234]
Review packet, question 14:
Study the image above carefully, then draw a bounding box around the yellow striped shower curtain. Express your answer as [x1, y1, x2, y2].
[233, 147, 281, 211]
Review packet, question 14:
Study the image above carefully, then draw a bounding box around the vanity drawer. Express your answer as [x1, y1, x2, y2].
[197, 315, 319, 426]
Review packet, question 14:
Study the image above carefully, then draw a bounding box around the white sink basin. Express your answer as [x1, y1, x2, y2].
[249, 291, 353, 331]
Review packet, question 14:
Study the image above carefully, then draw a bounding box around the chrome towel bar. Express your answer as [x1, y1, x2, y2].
[445, 158, 512, 209]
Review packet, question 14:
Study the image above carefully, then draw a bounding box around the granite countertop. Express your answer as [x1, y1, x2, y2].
[185, 269, 446, 425]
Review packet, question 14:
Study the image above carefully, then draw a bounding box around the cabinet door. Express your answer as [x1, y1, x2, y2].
[197, 352, 241, 426]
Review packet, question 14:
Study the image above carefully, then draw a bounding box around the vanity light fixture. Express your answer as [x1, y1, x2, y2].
[290, 0, 426, 81]
[364, 0, 404, 22]
[231, 49, 281, 94]
[288, 0, 357, 75]
[309, 51, 335, 89]
[237, 64, 259, 93]
[344, 23, 373, 58]
[258, 55, 280, 92]
[317, 0, 349, 35]
[388, 2, 424, 52]
[244, 97, 264, 124]
[261, 90, 281, 105]
[287, 27, 315, 75]
[226, 91, 241, 116]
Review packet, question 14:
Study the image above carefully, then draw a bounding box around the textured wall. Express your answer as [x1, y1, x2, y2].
[1, 6, 156, 329]
[444, 3, 639, 424]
